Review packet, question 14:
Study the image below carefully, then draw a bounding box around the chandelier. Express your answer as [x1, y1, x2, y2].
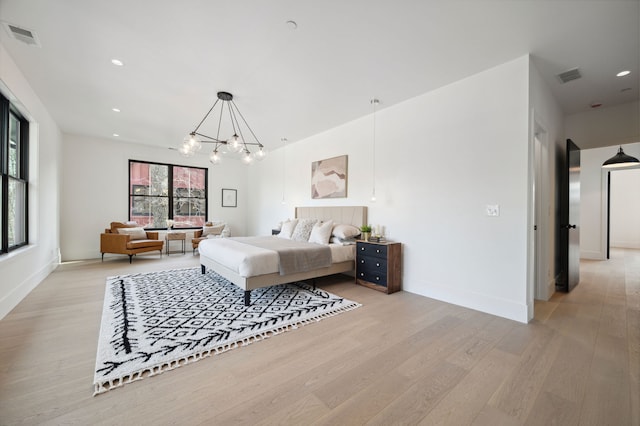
[179, 91, 267, 165]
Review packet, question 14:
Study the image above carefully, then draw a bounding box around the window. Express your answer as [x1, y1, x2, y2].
[1, 93, 29, 254]
[129, 160, 207, 229]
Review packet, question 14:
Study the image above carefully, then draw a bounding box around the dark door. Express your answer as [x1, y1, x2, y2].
[558, 139, 581, 291]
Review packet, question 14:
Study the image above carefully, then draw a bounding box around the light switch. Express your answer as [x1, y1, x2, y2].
[486, 204, 500, 217]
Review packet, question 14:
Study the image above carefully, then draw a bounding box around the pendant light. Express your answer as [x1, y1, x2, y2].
[602, 146, 640, 168]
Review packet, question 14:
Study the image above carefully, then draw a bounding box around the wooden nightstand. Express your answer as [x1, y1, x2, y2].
[355, 240, 401, 294]
[165, 232, 186, 255]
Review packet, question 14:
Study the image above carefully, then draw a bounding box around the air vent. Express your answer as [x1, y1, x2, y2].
[557, 68, 581, 84]
[1, 21, 41, 47]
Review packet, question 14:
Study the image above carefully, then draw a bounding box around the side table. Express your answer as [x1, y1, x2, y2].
[165, 232, 186, 255]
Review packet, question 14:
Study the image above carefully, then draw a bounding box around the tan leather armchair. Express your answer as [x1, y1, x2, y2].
[100, 222, 164, 263]
[191, 221, 229, 254]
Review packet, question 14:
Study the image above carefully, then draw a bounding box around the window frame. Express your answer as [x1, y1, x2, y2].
[128, 159, 208, 230]
[0, 93, 29, 254]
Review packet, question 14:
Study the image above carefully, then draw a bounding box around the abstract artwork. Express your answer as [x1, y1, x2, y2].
[311, 155, 348, 199]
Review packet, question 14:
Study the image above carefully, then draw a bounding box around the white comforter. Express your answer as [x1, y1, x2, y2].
[198, 236, 355, 277]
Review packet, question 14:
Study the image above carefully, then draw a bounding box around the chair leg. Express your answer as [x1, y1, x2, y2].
[244, 290, 251, 306]
[201, 264, 205, 274]
[101, 253, 104, 262]
[129, 254, 133, 264]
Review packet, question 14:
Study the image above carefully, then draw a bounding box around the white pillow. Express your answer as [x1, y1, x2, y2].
[309, 220, 333, 245]
[116, 227, 147, 240]
[291, 218, 318, 241]
[278, 219, 298, 239]
[202, 224, 225, 236]
[332, 224, 361, 239]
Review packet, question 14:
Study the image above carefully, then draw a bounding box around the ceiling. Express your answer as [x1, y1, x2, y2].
[0, 0, 638, 154]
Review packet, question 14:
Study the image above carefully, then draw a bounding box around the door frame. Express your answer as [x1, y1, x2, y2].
[601, 164, 640, 259]
[527, 112, 552, 320]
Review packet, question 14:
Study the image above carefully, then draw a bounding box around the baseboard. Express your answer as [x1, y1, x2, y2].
[0, 255, 59, 320]
[581, 250, 605, 260]
[610, 242, 640, 249]
[405, 281, 529, 324]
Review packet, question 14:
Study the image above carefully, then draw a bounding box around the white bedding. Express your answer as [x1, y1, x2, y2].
[198, 237, 355, 277]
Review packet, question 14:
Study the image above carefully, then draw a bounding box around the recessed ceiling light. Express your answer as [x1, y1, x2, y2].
[616, 70, 630, 77]
[112, 107, 121, 112]
[113, 133, 120, 137]
[111, 59, 124, 66]
[286, 20, 297, 30]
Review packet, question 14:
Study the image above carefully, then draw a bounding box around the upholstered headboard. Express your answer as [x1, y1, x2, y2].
[295, 206, 367, 228]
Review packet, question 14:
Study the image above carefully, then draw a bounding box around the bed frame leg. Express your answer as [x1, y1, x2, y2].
[312, 278, 317, 290]
[201, 264, 205, 274]
[244, 290, 251, 306]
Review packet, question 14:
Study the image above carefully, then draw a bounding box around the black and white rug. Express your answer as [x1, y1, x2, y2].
[94, 267, 360, 395]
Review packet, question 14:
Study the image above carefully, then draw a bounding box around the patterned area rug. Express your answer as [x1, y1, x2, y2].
[94, 267, 360, 395]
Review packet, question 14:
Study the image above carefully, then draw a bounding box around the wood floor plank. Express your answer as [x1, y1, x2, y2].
[0, 249, 638, 425]
[418, 348, 519, 426]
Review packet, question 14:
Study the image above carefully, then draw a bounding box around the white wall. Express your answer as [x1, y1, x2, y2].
[580, 143, 640, 259]
[61, 135, 249, 261]
[611, 168, 640, 249]
[0, 43, 62, 319]
[248, 56, 532, 322]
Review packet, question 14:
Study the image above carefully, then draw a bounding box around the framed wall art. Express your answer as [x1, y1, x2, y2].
[311, 155, 348, 199]
[222, 188, 237, 207]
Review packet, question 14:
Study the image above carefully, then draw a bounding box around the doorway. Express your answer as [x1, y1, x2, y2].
[606, 168, 640, 257]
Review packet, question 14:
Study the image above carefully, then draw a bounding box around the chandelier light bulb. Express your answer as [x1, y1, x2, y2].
[242, 150, 254, 164]
[255, 146, 267, 160]
[209, 150, 221, 165]
[229, 134, 243, 152]
[179, 142, 194, 157]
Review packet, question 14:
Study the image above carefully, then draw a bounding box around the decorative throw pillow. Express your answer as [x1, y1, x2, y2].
[332, 224, 361, 239]
[116, 227, 147, 240]
[308, 220, 333, 245]
[202, 224, 225, 237]
[278, 219, 298, 239]
[291, 218, 318, 242]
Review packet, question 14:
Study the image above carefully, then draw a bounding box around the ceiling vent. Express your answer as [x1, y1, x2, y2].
[1, 21, 41, 47]
[557, 68, 582, 84]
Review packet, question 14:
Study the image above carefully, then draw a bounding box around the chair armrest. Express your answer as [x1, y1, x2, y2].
[100, 233, 131, 252]
[145, 231, 160, 240]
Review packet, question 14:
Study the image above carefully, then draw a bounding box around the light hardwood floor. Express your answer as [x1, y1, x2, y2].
[0, 249, 638, 425]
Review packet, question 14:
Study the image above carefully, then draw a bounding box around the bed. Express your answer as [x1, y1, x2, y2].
[199, 206, 367, 305]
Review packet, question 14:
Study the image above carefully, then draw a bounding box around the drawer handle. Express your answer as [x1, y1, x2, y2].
[376, 276, 380, 281]
[376, 249, 381, 253]
[360, 272, 364, 277]
[360, 260, 365, 264]
[376, 262, 380, 267]
[361, 247, 365, 251]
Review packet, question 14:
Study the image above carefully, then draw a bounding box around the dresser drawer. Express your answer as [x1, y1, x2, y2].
[357, 242, 387, 259]
[356, 269, 387, 287]
[357, 256, 387, 274]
